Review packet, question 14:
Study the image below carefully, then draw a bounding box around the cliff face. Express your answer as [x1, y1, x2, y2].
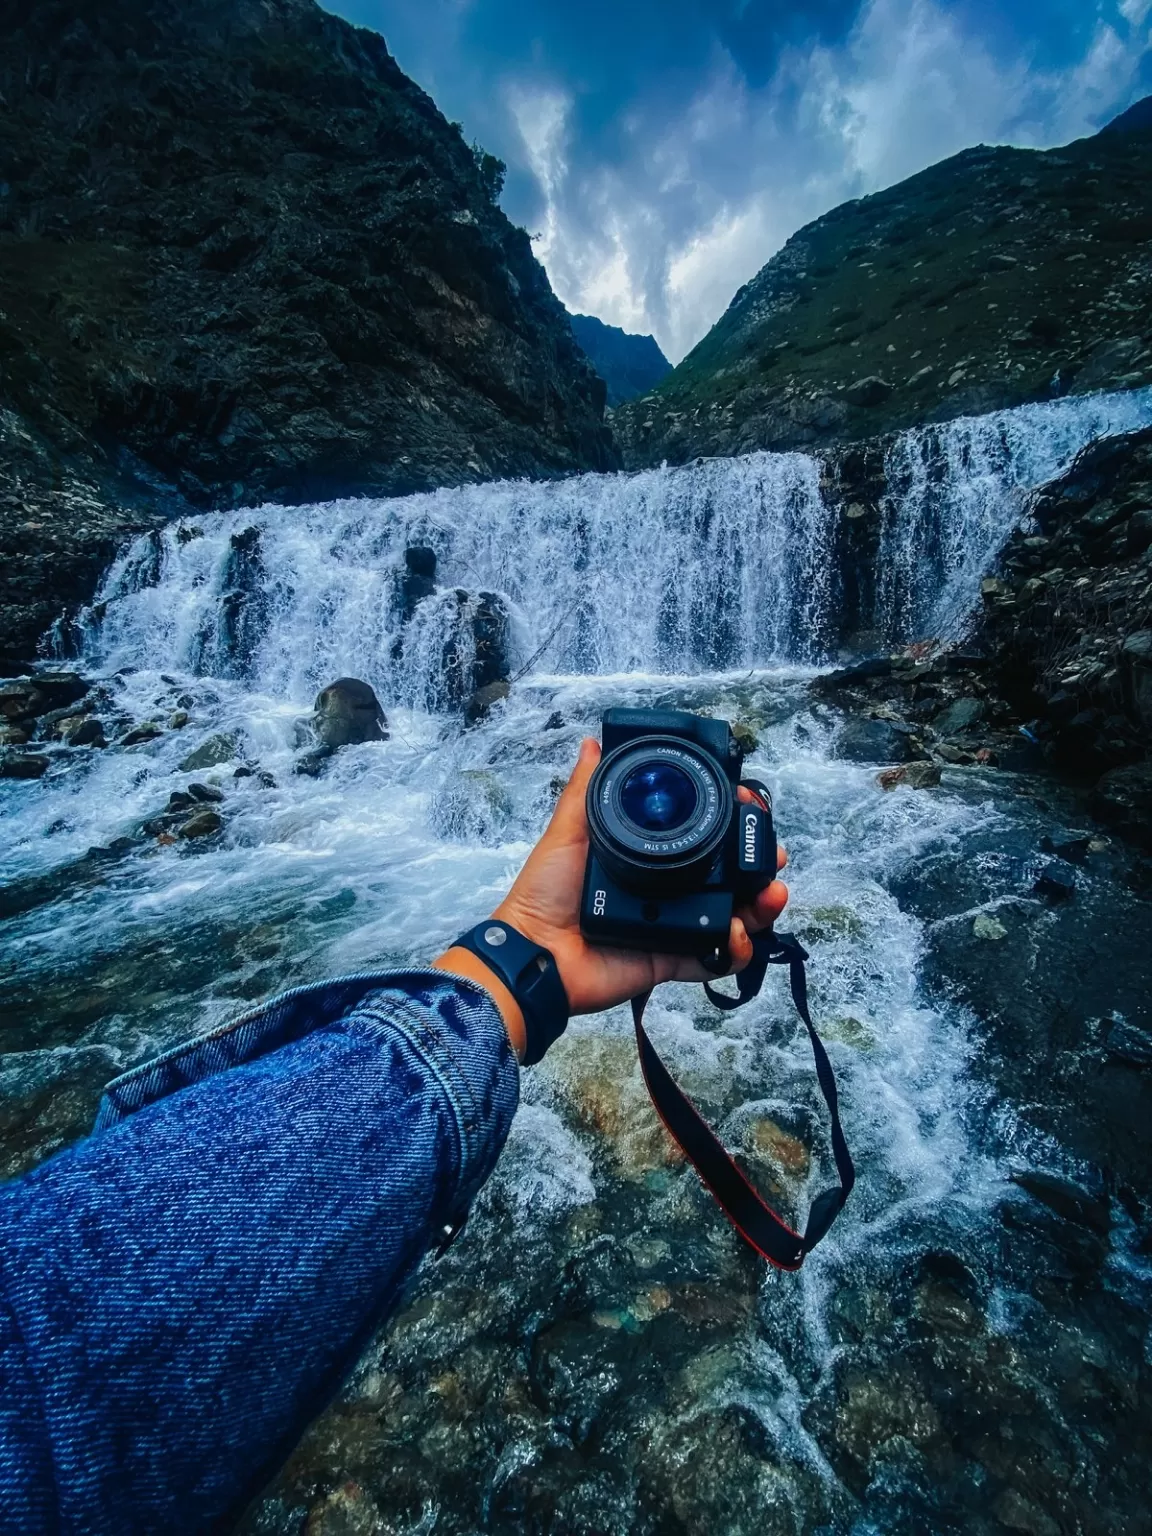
[568, 313, 671, 406]
[613, 105, 1152, 468]
[0, 0, 617, 660]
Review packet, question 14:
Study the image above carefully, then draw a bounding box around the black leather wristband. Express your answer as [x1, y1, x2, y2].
[453, 920, 570, 1067]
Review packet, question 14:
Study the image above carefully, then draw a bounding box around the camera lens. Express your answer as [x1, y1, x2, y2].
[585, 733, 734, 893]
[620, 762, 699, 833]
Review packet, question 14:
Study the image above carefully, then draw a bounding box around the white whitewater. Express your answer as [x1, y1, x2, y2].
[83, 387, 1152, 701]
[3, 386, 1151, 1519]
[877, 385, 1152, 643]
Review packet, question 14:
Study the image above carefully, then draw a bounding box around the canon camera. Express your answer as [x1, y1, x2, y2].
[579, 707, 777, 966]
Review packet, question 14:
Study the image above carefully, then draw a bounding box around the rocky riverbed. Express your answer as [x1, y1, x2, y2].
[3, 656, 1150, 1536]
[3, 390, 1152, 1534]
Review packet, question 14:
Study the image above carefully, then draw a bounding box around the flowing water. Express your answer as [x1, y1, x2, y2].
[4, 388, 1152, 1533]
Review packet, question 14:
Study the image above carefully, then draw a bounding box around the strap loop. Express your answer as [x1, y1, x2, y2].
[631, 927, 854, 1270]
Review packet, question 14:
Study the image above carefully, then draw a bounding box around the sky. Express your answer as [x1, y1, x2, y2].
[327, 0, 1152, 363]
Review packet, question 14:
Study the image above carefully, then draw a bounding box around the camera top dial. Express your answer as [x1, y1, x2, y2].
[586, 735, 734, 892]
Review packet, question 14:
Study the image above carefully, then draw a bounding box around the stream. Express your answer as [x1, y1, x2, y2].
[3, 388, 1152, 1534]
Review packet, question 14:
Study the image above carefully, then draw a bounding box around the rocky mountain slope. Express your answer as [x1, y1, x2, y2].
[613, 104, 1152, 467]
[568, 313, 671, 406]
[0, 0, 617, 662]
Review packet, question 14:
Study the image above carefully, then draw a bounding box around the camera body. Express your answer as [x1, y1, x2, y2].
[579, 707, 777, 963]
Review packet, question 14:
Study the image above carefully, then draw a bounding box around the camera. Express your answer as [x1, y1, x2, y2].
[579, 707, 777, 966]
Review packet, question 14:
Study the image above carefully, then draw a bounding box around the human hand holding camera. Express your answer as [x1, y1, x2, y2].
[435, 733, 789, 1058]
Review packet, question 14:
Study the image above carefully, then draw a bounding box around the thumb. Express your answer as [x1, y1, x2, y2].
[546, 737, 601, 845]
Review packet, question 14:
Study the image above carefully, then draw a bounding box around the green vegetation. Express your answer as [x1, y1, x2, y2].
[614, 116, 1152, 464]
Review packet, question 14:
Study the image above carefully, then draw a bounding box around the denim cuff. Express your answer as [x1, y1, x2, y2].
[94, 968, 519, 1230]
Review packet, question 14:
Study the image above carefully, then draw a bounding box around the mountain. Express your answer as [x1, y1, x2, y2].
[612, 101, 1152, 468]
[568, 313, 671, 406]
[0, 0, 617, 662]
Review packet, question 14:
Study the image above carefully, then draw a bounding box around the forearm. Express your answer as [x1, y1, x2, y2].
[0, 970, 518, 1535]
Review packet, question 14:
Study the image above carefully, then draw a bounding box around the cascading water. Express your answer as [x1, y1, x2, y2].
[85, 449, 835, 703]
[4, 388, 1152, 1534]
[876, 384, 1152, 643]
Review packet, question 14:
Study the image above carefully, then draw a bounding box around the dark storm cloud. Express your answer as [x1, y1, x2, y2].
[330, 0, 1152, 361]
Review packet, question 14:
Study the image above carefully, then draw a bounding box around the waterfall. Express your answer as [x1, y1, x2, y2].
[81, 385, 1152, 701]
[84, 452, 834, 705]
[876, 385, 1152, 644]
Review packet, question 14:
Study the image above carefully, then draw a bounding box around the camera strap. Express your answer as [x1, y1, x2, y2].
[629, 788, 855, 1270]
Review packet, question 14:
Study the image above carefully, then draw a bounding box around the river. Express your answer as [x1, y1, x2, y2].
[3, 387, 1152, 1533]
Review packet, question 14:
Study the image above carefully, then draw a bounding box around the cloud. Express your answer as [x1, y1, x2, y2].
[330, 0, 1152, 363]
[520, 0, 1152, 361]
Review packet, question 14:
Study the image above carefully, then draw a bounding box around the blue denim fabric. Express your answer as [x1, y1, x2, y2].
[0, 969, 519, 1534]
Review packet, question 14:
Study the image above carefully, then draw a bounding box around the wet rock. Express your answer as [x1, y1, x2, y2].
[731, 719, 759, 754]
[214, 527, 271, 680]
[59, 716, 105, 748]
[177, 809, 223, 839]
[398, 545, 437, 622]
[972, 912, 1007, 940]
[293, 748, 334, 779]
[0, 682, 46, 721]
[877, 760, 941, 790]
[933, 696, 986, 734]
[471, 592, 509, 693]
[168, 710, 190, 729]
[187, 781, 224, 804]
[1106, 1019, 1152, 1069]
[179, 732, 239, 771]
[119, 722, 162, 747]
[464, 679, 510, 727]
[1039, 832, 1091, 864]
[1091, 762, 1152, 847]
[0, 725, 29, 747]
[26, 673, 89, 712]
[1032, 862, 1076, 903]
[312, 679, 387, 749]
[1010, 1171, 1110, 1236]
[836, 716, 916, 763]
[0, 753, 49, 779]
[845, 375, 894, 406]
[543, 711, 566, 731]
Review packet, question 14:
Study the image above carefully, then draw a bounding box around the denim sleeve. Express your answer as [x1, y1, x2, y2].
[0, 968, 518, 1535]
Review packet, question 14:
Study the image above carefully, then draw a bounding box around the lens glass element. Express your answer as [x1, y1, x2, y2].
[619, 761, 699, 833]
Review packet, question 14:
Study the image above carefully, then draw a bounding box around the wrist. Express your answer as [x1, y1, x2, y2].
[431, 947, 527, 1062]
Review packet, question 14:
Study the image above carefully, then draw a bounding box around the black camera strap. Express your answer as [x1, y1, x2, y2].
[629, 786, 855, 1269]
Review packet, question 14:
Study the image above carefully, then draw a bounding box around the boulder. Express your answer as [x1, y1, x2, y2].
[27, 673, 89, 712]
[1010, 1170, 1110, 1235]
[877, 760, 941, 791]
[119, 722, 163, 747]
[1091, 761, 1152, 847]
[60, 716, 105, 748]
[836, 716, 916, 764]
[0, 726, 29, 747]
[0, 683, 46, 721]
[312, 678, 388, 748]
[176, 809, 223, 839]
[934, 697, 986, 734]
[845, 376, 893, 407]
[179, 732, 239, 771]
[0, 754, 50, 779]
[398, 545, 437, 622]
[464, 679, 510, 727]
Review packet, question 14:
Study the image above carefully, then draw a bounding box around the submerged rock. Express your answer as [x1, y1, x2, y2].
[180, 733, 240, 772]
[312, 679, 388, 749]
[464, 679, 510, 727]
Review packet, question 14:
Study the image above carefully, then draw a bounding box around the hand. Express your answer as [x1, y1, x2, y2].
[434, 737, 789, 1057]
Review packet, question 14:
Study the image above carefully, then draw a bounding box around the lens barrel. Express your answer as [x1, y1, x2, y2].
[586, 735, 733, 892]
